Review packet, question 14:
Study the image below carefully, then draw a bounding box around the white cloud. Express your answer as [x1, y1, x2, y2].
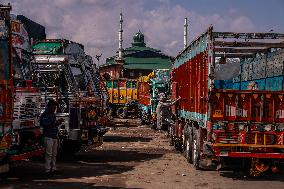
[3, 0, 257, 64]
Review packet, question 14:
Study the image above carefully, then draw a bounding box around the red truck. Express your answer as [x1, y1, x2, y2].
[171, 26, 284, 176]
[0, 4, 44, 174]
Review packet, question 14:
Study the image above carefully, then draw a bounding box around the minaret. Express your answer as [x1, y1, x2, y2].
[118, 9, 124, 60]
[184, 17, 188, 49]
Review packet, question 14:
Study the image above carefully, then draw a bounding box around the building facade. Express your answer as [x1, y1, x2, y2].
[99, 31, 173, 79]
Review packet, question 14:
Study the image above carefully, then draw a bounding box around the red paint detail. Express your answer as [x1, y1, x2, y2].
[216, 152, 284, 159]
[137, 81, 150, 106]
[9, 148, 45, 162]
[172, 51, 208, 115]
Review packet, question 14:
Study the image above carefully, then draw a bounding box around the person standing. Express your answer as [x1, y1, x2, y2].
[156, 93, 181, 130]
[40, 99, 63, 175]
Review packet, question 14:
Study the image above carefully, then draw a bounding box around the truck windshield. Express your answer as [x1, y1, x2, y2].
[71, 65, 86, 91]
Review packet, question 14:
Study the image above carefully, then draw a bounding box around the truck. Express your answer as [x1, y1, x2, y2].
[32, 39, 109, 153]
[106, 79, 139, 119]
[171, 26, 284, 176]
[0, 4, 44, 174]
[138, 69, 171, 127]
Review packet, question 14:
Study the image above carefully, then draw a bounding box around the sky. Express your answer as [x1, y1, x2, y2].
[2, 0, 284, 65]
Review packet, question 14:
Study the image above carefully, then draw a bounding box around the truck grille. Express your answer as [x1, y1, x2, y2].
[13, 92, 41, 129]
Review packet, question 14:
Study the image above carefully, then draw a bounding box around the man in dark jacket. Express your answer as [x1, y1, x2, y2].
[156, 93, 181, 130]
[40, 100, 63, 174]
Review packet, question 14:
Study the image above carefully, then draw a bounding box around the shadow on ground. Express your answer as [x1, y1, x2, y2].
[219, 169, 284, 182]
[58, 149, 164, 164]
[0, 149, 164, 189]
[103, 135, 152, 143]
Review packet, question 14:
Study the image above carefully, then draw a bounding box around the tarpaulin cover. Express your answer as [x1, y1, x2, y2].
[16, 15, 46, 40]
[33, 42, 62, 54]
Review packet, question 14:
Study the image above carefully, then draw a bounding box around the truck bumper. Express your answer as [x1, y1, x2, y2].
[216, 151, 284, 158]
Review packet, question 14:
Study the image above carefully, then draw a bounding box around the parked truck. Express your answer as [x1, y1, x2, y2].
[0, 4, 44, 174]
[171, 26, 284, 176]
[32, 39, 109, 153]
[138, 69, 171, 127]
[106, 79, 139, 118]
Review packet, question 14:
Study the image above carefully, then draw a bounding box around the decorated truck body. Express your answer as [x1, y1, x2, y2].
[171, 26, 284, 176]
[32, 39, 109, 152]
[106, 79, 138, 118]
[0, 4, 44, 174]
[138, 69, 170, 126]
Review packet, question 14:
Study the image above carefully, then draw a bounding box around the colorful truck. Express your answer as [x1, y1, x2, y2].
[138, 69, 171, 126]
[0, 4, 44, 174]
[171, 26, 284, 176]
[32, 39, 109, 153]
[106, 79, 138, 118]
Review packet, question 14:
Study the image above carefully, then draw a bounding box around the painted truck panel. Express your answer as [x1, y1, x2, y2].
[172, 27, 284, 165]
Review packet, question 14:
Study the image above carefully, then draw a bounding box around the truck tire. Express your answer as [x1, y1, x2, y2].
[116, 107, 127, 119]
[184, 126, 193, 163]
[168, 124, 174, 146]
[192, 127, 200, 169]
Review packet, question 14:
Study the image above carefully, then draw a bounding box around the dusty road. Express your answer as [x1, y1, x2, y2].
[1, 119, 284, 189]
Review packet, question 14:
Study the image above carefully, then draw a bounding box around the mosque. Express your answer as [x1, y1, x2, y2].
[99, 11, 173, 79]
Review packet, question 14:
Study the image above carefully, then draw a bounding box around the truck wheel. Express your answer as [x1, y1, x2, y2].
[116, 107, 127, 119]
[169, 125, 174, 146]
[184, 127, 193, 163]
[192, 127, 200, 169]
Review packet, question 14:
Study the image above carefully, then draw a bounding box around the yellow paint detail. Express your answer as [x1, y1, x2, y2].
[108, 89, 113, 103]
[255, 133, 258, 145]
[119, 88, 126, 104]
[133, 89, 138, 100]
[113, 89, 119, 103]
[213, 110, 223, 118]
[127, 88, 133, 102]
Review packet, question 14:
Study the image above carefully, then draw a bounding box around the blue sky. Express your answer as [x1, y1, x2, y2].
[3, 0, 284, 63]
[184, 0, 284, 31]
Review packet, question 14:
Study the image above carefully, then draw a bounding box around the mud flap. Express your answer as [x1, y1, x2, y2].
[198, 142, 219, 170]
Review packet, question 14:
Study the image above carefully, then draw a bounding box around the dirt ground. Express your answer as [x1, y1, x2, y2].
[1, 119, 284, 189]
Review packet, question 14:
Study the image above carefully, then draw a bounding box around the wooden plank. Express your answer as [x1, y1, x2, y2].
[213, 32, 284, 39]
[214, 53, 255, 58]
[215, 47, 268, 54]
[214, 41, 284, 48]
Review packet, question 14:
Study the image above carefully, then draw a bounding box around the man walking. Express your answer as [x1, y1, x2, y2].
[40, 99, 63, 175]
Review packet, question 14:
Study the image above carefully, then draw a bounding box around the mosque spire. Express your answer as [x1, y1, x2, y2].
[118, 9, 124, 59]
[184, 17, 188, 49]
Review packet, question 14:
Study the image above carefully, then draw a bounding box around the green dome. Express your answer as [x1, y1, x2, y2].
[132, 30, 146, 47]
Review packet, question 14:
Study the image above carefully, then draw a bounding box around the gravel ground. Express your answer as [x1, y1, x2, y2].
[1, 118, 284, 189]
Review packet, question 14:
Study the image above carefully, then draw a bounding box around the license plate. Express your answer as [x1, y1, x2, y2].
[213, 110, 223, 118]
